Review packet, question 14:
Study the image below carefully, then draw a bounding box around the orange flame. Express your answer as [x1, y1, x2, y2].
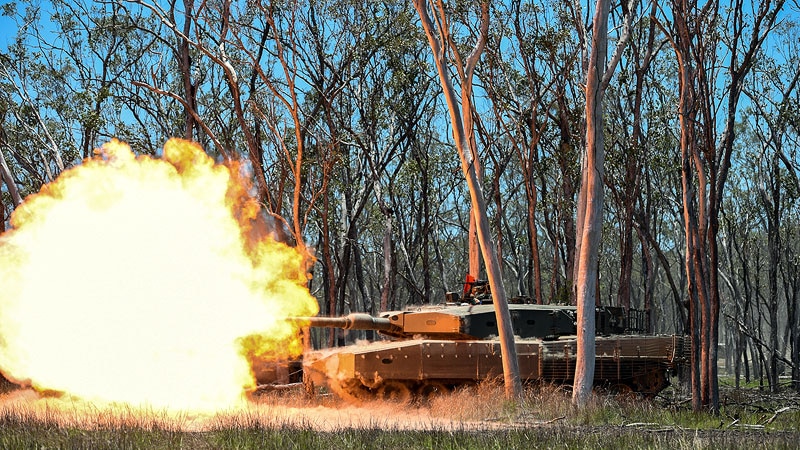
[0, 139, 318, 412]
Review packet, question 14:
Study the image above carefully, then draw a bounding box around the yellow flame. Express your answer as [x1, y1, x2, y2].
[0, 138, 318, 412]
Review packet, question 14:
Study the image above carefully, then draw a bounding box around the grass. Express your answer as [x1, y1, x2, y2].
[2, 417, 798, 450]
[1, 380, 799, 449]
[427, 380, 800, 430]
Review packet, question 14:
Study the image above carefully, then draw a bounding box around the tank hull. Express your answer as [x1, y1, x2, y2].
[304, 334, 687, 402]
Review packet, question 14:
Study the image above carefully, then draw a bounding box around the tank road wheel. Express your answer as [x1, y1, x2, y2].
[330, 378, 373, 404]
[631, 370, 668, 398]
[376, 381, 412, 405]
[416, 381, 450, 402]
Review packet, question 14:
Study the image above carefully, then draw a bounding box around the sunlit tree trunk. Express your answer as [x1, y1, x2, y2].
[469, 211, 481, 278]
[666, 0, 786, 413]
[571, 0, 634, 408]
[571, 0, 609, 407]
[414, 0, 521, 399]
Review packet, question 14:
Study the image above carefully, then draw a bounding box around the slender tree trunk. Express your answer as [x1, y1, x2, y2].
[554, 95, 578, 303]
[527, 194, 543, 304]
[421, 171, 432, 303]
[380, 204, 393, 312]
[414, 0, 521, 399]
[469, 191, 481, 278]
[178, 0, 197, 141]
[0, 148, 22, 207]
[572, 0, 611, 408]
[786, 257, 800, 391]
[763, 154, 781, 392]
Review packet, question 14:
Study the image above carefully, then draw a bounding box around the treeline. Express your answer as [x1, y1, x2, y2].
[0, 1, 798, 394]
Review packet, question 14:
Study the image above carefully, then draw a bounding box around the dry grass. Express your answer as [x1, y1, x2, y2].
[1, 380, 799, 449]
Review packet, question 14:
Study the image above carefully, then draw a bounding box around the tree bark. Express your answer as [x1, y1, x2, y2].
[571, 0, 636, 407]
[572, 0, 611, 408]
[0, 144, 23, 233]
[177, 0, 198, 141]
[0, 148, 22, 208]
[414, 0, 522, 399]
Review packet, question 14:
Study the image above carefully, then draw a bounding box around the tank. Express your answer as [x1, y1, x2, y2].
[290, 282, 688, 403]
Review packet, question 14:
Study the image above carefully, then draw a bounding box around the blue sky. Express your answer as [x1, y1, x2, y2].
[0, 7, 14, 50]
[2, 1, 798, 58]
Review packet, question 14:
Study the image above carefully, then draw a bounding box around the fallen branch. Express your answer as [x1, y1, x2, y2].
[623, 422, 660, 427]
[731, 423, 766, 430]
[498, 414, 566, 426]
[543, 415, 567, 424]
[764, 406, 793, 425]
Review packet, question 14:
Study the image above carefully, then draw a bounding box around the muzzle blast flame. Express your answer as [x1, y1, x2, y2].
[0, 139, 318, 412]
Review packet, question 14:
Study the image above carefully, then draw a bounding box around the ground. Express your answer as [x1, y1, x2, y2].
[0, 380, 799, 449]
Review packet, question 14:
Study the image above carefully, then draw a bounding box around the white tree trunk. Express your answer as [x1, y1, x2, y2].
[0, 148, 22, 207]
[572, 0, 610, 408]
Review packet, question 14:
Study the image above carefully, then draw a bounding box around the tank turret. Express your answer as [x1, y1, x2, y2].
[294, 301, 640, 341]
[294, 303, 577, 340]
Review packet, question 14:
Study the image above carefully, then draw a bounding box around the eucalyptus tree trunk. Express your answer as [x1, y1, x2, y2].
[0, 148, 22, 208]
[667, 0, 786, 413]
[0, 145, 23, 232]
[414, 0, 521, 399]
[762, 152, 782, 392]
[177, 0, 198, 141]
[571, 0, 609, 408]
[571, 0, 634, 408]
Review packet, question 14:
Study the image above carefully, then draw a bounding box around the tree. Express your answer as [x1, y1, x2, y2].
[570, 0, 635, 407]
[603, 0, 662, 312]
[413, 0, 521, 399]
[0, 143, 22, 230]
[744, 42, 800, 390]
[0, 118, 22, 212]
[664, 0, 787, 412]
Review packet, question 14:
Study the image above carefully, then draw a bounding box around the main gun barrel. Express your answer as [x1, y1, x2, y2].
[292, 313, 395, 332]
